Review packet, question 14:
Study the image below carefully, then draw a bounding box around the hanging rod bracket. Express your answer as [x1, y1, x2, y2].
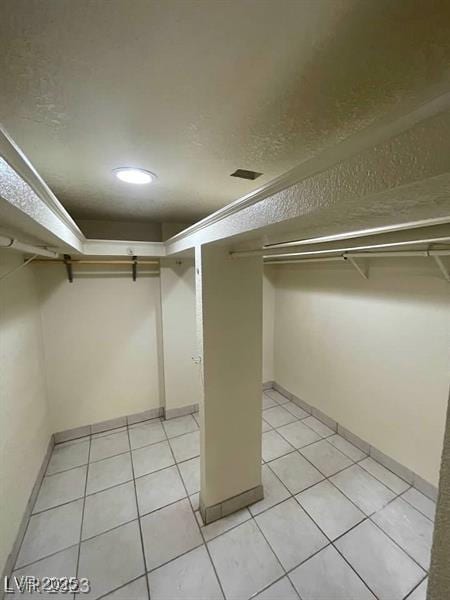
[132, 255, 137, 281]
[432, 254, 450, 282]
[345, 255, 369, 279]
[63, 254, 73, 283]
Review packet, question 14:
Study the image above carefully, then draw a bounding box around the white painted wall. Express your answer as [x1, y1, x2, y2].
[263, 270, 275, 383]
[272, 259, 450, 486]
[36, 265, 162, 433]
[160, 259, 202, 411]
[0, 251, 50, 576]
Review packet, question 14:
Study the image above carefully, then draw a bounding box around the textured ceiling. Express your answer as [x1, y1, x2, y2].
[1, 0, 450, 225]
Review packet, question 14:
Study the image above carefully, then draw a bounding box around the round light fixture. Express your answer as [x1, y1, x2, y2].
[113, 167, 156, 184]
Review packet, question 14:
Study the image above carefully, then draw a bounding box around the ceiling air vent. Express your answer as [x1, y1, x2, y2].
[230, 169, 263, 180]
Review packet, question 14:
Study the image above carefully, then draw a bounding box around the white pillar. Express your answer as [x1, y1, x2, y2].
[427, 394, 450, 600]
[195, 244, 263, 523]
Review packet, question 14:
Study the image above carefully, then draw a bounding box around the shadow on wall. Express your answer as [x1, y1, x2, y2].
[272, 258, 450, 307]
[34, 263, 163, 433]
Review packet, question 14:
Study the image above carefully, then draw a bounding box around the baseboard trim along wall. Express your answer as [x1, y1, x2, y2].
[165, 403, 199, 420]
[54, 403, 201, 444]
[53, 406, 166, 443]
[199, 485, 264, 525]
[270, 381, 439, 501]
[262, 380, 274, 391]
[1, 436, 55, 590]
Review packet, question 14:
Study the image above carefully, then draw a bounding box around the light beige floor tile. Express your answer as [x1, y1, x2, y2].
[254, 577, 299, 600]
[303, 416, 334, 438]
[277, 421, 321, 449]
[148, 545, 223, 600]
[249, 465, 290, 516]
[401, 487, 436, 521]
[12, 546, 78, 599]
[163, 415, 198, 439]
[86, 453, 133, 495]
[268, 452, 324, 494]
[16, 500, 83, 568]
[33, 466, 86, 513]
[327, 434, 367, 461]
[132, 441, 174, 478]
[359, 457, 409, 494]
[190, 492, 200, 511]
[407, 578, 428, 600]
[262, 419, 272, 432]
[208, 520, 283, 600]
[262, 394, 277, 409]
[78, 521, 145, 599]
[290, 544, 376, 600]
[371, 497, 434, 569]
[129, 420, 165, 450]
[262, 430, 294, 462]
[90, 430, 129, 462]
[197, 507, 251, 542]
[46, 439, 89, 475]
[263, 405, 297, 428]
[300, 439, 352, 477]
[335, 520, 425, 600]
[136, 466, 186, 515]
[169, 430, 200, 463]
[141, 498, 202, 570]
[331, 464, 395, 515]
[255, 498, 328, 570]
[102, 577, 149, 600]
[265, 390, 290, 405]
[283, 401, 309, 420]
[296, 480, 365, 540]
[83, 481, 137, 539]
[178, 456, 200, 495]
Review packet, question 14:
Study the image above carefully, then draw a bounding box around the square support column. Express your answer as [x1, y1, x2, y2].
[195, 244, 263, 524]
[427, 393, 450, 600]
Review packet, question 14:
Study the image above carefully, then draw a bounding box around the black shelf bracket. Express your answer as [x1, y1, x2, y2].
[63, 254, 73, 283]
[132, 255, 137, 281]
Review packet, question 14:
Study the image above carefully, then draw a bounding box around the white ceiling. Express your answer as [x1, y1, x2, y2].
[1, 0, 450, 226]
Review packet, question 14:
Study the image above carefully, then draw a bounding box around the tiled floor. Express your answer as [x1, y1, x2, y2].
[12, 392, 435, 600]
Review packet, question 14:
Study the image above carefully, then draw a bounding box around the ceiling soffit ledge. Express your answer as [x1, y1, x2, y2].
[1, 94, 450, 257]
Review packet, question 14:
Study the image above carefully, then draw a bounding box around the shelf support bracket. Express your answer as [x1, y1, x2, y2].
[63, 254, 73, 283]
[345, 256, 369, 279]
[433, 255, 450, 282]
[132, 255, 137, 281]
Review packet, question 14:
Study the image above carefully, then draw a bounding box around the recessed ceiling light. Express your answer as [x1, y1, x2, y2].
[113, 167, 156, 184]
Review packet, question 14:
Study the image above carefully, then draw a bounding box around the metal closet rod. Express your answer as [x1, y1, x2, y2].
[231, 236, 450, 258]
[31, 259, 160, 265]
[264, 249, 450, 264]
[0, 234, 58, 258]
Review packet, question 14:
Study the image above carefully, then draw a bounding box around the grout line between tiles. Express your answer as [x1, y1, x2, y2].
[31, 494, 86, 517]
[95, 574, 145, 600]
[75, 434, 91, 582]
[400, 488, 435, 523]
[356, 458, 411, 494]
[163, 424, 228, 600]
[403, 574, 429, 600]
[11, 542, 80, 573]
[126, 423, 151, 600]
[288, 494, 379, 598]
